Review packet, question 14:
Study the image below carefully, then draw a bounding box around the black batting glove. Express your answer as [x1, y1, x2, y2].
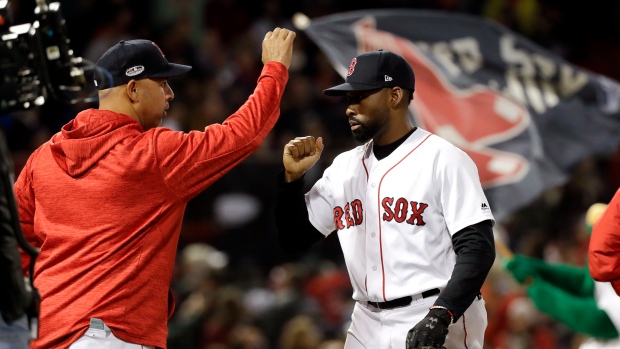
[406, 308, 452, 349]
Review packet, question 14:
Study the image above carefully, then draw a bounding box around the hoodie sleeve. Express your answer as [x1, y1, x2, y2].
[153, 62, 288, 201]
[589, 188, 620, 295]
[14, 148, 43, 274]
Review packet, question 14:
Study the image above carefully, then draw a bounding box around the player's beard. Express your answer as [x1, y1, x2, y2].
[350, 107, 390, 143]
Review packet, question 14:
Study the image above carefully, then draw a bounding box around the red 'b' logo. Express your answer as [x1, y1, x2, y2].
[152, 42, 165, 57]
[347, 58, 357, 76]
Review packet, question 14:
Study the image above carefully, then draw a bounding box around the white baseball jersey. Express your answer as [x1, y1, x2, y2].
[305, 128, 494, 303]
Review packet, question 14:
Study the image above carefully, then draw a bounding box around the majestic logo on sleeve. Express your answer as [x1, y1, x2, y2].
[334, 199, 363, 230]
[382, 197, 428, 226]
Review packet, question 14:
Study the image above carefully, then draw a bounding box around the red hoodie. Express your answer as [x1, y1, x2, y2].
[589, 188, 620, 296]
[14, 62, 288, 349]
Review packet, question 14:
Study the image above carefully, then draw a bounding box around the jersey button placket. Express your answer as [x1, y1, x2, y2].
[366, 171, 382, 301]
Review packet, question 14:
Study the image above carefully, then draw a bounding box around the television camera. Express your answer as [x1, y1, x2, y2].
[0, 0, 91, 113]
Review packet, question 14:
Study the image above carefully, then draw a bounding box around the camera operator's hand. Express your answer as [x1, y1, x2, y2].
[406, 308, 452, 349]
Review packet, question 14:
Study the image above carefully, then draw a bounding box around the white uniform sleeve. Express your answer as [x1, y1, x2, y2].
[305, 165, 337, 236]
[435, 144, 495, 235]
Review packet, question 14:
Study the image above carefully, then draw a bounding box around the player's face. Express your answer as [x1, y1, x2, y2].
[135, 78, 174, 131]
[345, 88, 390, 143]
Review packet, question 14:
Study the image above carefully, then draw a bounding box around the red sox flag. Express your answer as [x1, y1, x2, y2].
[304, 9, 620, 221]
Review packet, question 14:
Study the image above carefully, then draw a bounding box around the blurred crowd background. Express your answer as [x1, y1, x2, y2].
[4, 0, 620, 348]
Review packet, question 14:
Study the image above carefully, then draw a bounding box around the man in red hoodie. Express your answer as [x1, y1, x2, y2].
[589, 189, 620, 297]
[14, 28, 295, 349]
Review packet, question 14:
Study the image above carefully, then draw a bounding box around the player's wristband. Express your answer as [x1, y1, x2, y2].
[429, 305, 454, 324]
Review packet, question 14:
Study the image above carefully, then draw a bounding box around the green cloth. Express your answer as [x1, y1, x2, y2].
[528, 279, 618, 339]
[505, 255, 593, 296]
[505, 254, 618, 339]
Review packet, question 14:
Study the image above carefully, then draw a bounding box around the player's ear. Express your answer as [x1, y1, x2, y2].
[389, 87, 404, 108]
[126, 80, 139, 103]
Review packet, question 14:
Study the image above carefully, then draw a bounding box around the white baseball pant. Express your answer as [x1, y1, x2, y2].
[344, 293, 487, 349]
[68, 319, 155, 349]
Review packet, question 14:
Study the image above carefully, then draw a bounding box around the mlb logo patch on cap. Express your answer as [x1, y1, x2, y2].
[126, 66, 145, 77]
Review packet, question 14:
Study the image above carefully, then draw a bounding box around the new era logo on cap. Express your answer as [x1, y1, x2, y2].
[324, 50, 415, 96]
[93, 39, 192, 90]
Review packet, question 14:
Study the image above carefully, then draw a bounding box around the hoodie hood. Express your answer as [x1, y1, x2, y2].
[50, 109, 143, 177]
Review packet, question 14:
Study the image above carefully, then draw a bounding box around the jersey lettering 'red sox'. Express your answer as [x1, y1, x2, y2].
[334, 198, 429, 230]
[305, 128, 494, 303]
[382, 198, 428, 226]
[333, 199, 363, 229]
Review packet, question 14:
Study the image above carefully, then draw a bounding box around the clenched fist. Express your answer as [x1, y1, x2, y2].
[262, 27, 296, 69]
[283, 136, 324, 182]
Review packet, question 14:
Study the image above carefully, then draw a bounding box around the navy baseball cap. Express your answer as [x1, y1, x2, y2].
[324, 50, 415, 96]
[94, 39, 192, 90]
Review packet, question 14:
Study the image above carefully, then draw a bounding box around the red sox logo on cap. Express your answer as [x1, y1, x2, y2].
[152, 42, 165, 58]
[347, 57, 357, 76]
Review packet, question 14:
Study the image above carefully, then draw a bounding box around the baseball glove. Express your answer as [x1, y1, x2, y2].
[406, 308, 451, 349]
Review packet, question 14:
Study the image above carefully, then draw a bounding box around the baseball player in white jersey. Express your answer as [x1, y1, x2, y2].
[275, 50, 496, 349]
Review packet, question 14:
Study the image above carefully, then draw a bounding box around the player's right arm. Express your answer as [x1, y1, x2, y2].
[153, 28, 295, 202]
[275, 136, 326, 253]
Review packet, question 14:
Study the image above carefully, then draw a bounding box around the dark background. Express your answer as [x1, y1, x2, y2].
[4, 1, 620, 348]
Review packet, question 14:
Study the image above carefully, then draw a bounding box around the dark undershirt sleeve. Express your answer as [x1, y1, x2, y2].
[433, 220, 495, 321]
[275, 171, 325, 253]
